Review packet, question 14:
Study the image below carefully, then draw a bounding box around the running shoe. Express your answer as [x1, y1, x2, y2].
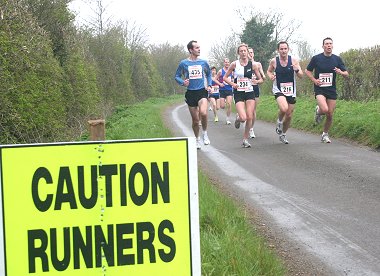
[209, 106, 212, 111]
[234, 114, 241, 129]
[249, 128, 256, 138]
[214, 115, 219, 122]
[315, 105, 324, 124]
[279, 134, 289, 144]
[226, 119, 231, 125]
[275, 121, 283, 135]
[242, 139, 251, 148]
[321, 133, 331, 143]
[203, 133, 210, 145]
[196, 138, 201, 149]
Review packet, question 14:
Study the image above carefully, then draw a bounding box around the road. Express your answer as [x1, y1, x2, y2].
[166, 102, 380, 276]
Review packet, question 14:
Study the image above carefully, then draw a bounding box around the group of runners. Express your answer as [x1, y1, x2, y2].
[174, 38, 349, 149]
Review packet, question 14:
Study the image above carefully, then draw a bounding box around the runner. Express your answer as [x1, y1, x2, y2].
[305, 37, 349, 143]
[248, 47, 266, 138]
[267, 41, 303, 144]
[223, 43, 263, 148]
[216, 58, 234, 125]
[174, 40, 213, 149]
[209, 66, 223, 122]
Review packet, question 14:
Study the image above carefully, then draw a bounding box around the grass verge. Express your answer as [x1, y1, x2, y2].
[257, 94, 380, 149]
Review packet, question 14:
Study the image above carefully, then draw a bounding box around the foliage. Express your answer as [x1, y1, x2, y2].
[0, 0, 66, 143]
[257, 95, 380, 149]
[0, 0, 183, 144]
[1, 0, 378, 146]
[296, 45, 380, 101]
[87, 25, 134, 114]
[240, 16, 277, 69]
[239, 9, 301, 69]
[61, 48, 101, 135]
[149, 42, 188, 94]
[23, 0, 75, 65]
[339, 46, 380, 100]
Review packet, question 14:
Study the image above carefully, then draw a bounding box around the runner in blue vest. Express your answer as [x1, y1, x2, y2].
[175, 40, 213, 149]
[267, 41, 303, 144]
[209, 66, 223, 122]
[215, 58, 234, 125]
[305, 37, 349, 143]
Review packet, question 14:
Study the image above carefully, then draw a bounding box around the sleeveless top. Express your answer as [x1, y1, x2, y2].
[233, 60, 253, 93]
[219, 68, 233, 91]
[272, 56, 296, 97]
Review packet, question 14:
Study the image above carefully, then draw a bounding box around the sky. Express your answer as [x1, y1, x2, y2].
[69, 0, 380, 59]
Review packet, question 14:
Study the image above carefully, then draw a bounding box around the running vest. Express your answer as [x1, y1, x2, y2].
[233, 60, 253, 92]
[273, 56, 296, 97]
[219, 68, 233, 91]
[211, 78, 219, 94]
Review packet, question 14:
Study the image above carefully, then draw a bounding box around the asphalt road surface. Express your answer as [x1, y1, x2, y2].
[166, 102, 380, 276]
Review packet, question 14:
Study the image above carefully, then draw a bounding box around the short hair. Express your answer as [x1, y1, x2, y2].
[323, 37, 333, 45]
[187, 40, 197, 53]
[237, 43, 249, 54]
[277, 41, 289, 49]
[211, 66, 217, 70]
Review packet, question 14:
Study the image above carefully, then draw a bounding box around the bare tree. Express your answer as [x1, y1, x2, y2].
[75, 0, 113, 35]
[295, 40, 317, 61]
[208, 34, 240, 68]
[120, 19, 149, 52]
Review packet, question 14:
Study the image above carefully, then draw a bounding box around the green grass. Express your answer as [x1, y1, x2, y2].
[257, 94, 380, 149]
[105, 95, 287, 275]
[198, 173, 285, 275]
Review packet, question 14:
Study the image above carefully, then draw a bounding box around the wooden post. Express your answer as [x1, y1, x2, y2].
[88, 119, 105, 141]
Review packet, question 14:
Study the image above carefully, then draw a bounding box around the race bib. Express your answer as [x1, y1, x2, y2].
[188, 65, 203, 79]
[212, 85, 219, 94]
[280, 82, 294, 96]
[319, 73, 333, 87]
[237, 77, 252, 92]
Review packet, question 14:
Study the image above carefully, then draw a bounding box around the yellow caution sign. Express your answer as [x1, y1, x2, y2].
[0, 138, 200, 275]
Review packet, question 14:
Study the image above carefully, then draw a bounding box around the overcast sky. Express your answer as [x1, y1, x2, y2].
[69, 0, 380, 59]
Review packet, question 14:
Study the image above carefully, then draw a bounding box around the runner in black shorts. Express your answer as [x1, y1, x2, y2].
[209, 66, 223, 122]
[223, 43, 263, 148]
[267, 41, 303, 144]
[305, 37, 349, 143]
[175, 40, 213, 149]
[216, 58, 234, 125]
